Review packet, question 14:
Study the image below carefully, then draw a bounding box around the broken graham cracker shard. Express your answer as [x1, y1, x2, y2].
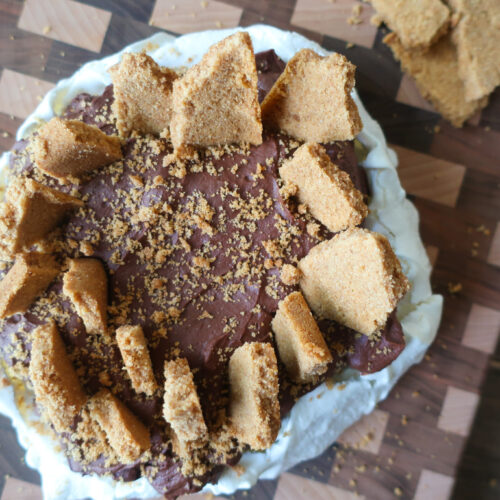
[170, 32, 262, 150]
[261, 49, 362, 143]
[369, 0, 450, 50]
[88, 389, 150, 463]
[448, 0, 500, 102]
[279, 143, 367, 233]
[272, 291, 333, 384]
[298, 228, 410, 336]
[116, 325, 157, 396]
[33, 117, 122, 180]
[63, 258, 108, 335]
[29, 320, 87, 433]
[0, 252, 59, 319]
[110, 52, 178, 137]
[0, 178, 83, 256]
[228, 342, 280, 450]
[163, 358, 207, 457]
[384, 32, 488, 127]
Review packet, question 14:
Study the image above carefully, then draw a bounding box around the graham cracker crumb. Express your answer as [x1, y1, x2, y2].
[384, 32, 488, 126]
[29, 321, 87, 433]
[261, 49, 362, 142]
[170, 32, 262, 150]
[116, 325, 157, 396]
[0, 252, 59, 319]
[163, 358, 207, 455]
[369, 0, 450, 49]
[448, 0, 500, 101]
[62, 258, 108, 335]
[88, 389, 150, 463]
[298, 228, 410, 335]
[228, 342, 280, 450]
[280, 263, 301, 286]
[0, 177, 83, 256]
[33, 117, 122, 179]
[110, 52, 178, 137]
[272, 291, 333, 384]
[279, 143, 367, 232]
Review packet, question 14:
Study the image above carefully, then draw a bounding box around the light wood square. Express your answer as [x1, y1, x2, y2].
[0, 69, 54, 120]
[18, 0, 111, 53]
[1, 477, 42, 500]
[291, 0, 378, 48]
[414, 469, 455, 500]
[437, 386, 479, 437]
[462, 303, 500, 354]
[150, 0, 242, 33]
[392, 145, 466, 207]
[396, 73, 437, 113]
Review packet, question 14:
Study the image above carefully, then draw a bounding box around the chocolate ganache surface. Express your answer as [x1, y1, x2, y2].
[0, 50, 405, 498]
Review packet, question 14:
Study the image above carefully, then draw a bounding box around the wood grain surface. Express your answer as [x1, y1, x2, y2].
[0, 1, 499, 499]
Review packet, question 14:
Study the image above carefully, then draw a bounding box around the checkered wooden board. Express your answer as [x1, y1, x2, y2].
[0, 1, 499, 499]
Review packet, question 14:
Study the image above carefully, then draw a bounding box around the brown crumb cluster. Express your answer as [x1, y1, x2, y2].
[29, 321, 87, 433]
[0, 177, 83, 257]
[272, 291, 332, 384]
[62, 258, 108, 336]
[110, 52, 178, 137]
[0, 252, 59, 319]
[228, 342, 280, 450]
[170, 32, 262, 150]
[33, 117, 122, 180]
[88, 388, 151, 463]
[261, 49, 362, 143]
[298, 228, 410, 335]
[279, 143, 367, 233]
[116, 325, 157, 396]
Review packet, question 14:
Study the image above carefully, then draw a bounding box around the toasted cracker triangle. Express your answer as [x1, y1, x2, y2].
[170, 32, 262, 150]
[110, 52, 178, 137]
[298, 228, 410, 335]
[261, 49, 363, 142]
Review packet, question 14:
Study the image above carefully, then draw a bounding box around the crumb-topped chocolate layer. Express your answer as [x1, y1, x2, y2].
[0, 50, 405, 498]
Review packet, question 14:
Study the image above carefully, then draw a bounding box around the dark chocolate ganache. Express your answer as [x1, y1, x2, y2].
[0, 50, 405, 498]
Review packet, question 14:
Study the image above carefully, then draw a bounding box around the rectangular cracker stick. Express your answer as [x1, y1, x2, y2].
[0, 252, 59, 319]
[370, 0, 450, 49]
[29, 321, 87, 433]
[272, 291, 332, 384]
[88, 389, 150, 463]
[228, 342, 280, 450]
[384, 32, 488, 127]
[279, 143, 367, 233]
[116, 325, 157, 396]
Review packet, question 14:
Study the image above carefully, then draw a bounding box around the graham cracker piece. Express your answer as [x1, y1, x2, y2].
[0, 252, 59, 319]
[261, 49, 362, 142]
[370, 0, 450, 50]
[384, 32, 488, 127]
[163, 358, 207, 456]
[170, 32, 262, 150]
[448, 0, 500, 101]
[62, 258, 108, 335]
[228, 342, 280, 450]
[33, 118, 122, 180]
[272, 291, 332, 384]
[0, 177, 83, 256]
[88, 389, 151, 463]
[279, 143, 367, 233]
[298, 228, 410, 335]
[116, 325, 157, 396]
[110, 52, 178, 137]
[29, 320, 87, 433]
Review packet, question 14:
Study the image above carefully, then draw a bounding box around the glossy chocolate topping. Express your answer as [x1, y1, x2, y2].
[0, 50, 404, 499]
